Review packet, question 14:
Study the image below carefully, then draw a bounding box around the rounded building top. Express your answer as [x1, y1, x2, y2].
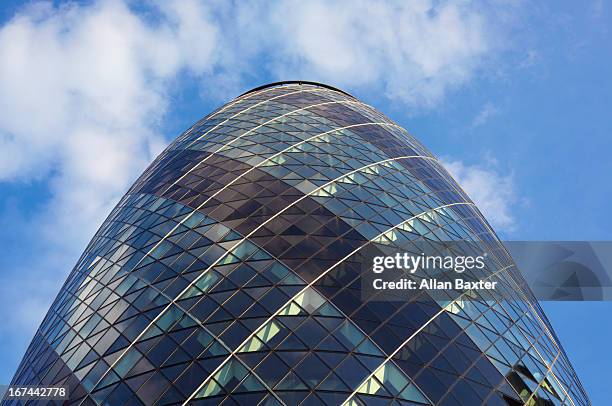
[239, 80, 355, 98]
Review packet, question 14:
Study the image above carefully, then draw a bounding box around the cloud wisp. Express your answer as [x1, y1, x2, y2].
[441, 158, 518, 233]
[472, 102, 500, 127]
[258, 0, 493, 107]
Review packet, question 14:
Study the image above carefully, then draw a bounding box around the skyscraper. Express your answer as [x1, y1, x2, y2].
[7, 81, 589, 405]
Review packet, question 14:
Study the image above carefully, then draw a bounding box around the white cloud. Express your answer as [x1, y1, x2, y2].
[441, 158, 518, 233]
[472, 102, 499, 127]
[590, 0, 605, 20]
[247, 0, 494, 107]
[0, 0, 219, 238]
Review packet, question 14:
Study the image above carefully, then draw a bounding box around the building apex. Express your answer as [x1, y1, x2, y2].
[239, 80, 355, 98]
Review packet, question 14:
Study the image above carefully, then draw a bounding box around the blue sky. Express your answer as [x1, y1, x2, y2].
[0, 1, 610, 404]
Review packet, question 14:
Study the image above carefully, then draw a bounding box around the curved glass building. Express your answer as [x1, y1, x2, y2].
[8, 81, 589, 405]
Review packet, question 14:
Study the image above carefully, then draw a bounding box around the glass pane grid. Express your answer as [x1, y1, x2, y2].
[8, 82, 589, 406]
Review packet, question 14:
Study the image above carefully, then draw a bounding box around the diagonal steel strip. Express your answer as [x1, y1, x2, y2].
[180, 83, 342, 138]
[130, 99, 374, 282]
[454, 212, 579, 406]
[86, 154, 437, 399]
[65, 230, 287, 405]
[157, 97, 370, 197]
[181, 200, 475, 405]
[414, 209, 578, 406]
[158, 86, 350, 195]
[340, 263, 516, 406]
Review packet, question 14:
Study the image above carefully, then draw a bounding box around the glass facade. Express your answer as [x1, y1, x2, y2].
[7, 81, 589, 405]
